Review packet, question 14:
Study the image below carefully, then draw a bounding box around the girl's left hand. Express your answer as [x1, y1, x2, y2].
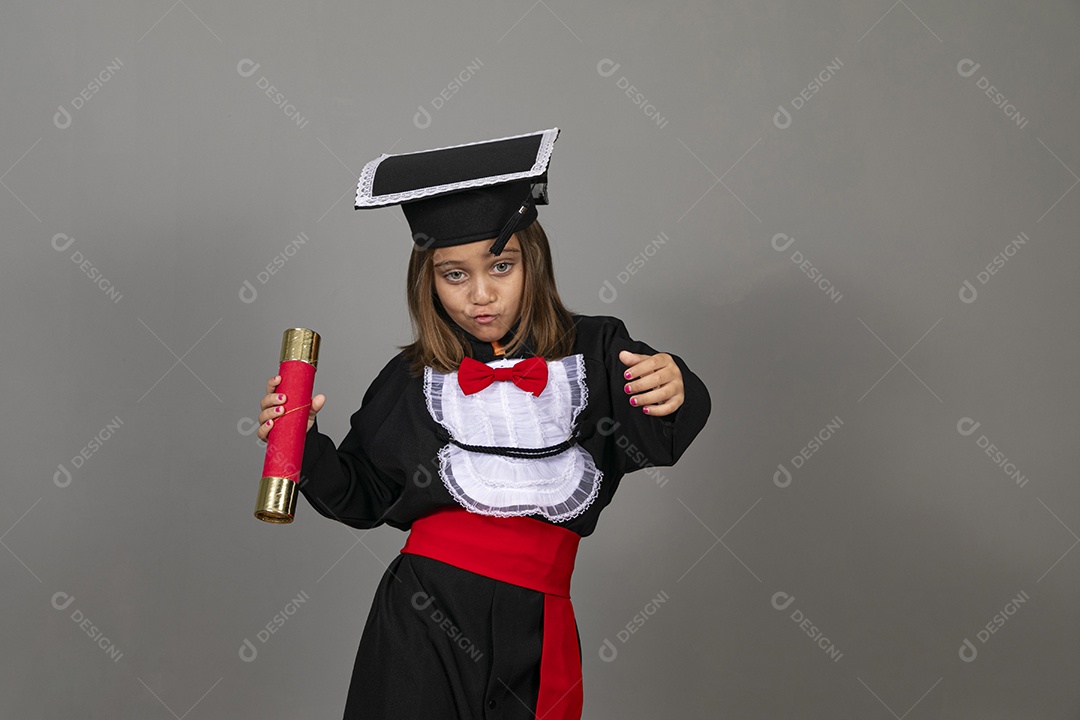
[619, 350, 684, 416]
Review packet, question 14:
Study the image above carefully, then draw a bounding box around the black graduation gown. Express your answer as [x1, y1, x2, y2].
[297, 313, 711, 719]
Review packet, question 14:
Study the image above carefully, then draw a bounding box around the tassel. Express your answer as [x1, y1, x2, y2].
[488, 186, 535, 256]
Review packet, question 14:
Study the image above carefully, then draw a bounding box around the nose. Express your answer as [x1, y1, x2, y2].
[470, 276, 496, 304]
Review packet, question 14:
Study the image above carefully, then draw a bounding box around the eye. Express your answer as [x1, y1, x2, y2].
[443, 270, 465, 282]
[492, 261, 513, 273]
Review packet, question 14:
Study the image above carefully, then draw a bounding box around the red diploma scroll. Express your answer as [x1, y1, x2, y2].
[255, 328, 320, 523]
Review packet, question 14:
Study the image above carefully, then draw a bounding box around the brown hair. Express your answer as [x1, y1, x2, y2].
[400, 220, 576, 375]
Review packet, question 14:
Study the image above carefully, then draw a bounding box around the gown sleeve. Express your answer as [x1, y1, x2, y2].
[598, 316, 712, 476]
[295, 356, 406, 530]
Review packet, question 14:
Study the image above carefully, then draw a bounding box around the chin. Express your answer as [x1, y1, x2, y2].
[471, 327, 502, 341]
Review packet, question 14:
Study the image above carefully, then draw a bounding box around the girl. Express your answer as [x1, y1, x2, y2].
[256, 128, 710, 719]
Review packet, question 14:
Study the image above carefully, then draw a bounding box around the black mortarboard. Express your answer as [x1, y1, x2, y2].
[354, 128, 559, 255]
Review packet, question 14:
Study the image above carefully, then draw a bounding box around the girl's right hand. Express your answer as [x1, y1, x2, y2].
[257, 374, 326, 442]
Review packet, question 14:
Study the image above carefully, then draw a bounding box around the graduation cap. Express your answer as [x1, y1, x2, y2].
[354, 128, 559, 255]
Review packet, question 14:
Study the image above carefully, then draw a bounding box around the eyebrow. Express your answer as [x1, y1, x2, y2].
[434, 248, 521, 269]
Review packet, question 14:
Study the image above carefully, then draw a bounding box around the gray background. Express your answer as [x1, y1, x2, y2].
[3, 1, 1078, 717]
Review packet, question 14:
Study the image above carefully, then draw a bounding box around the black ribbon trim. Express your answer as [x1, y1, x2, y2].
[444, 430, 577, 459]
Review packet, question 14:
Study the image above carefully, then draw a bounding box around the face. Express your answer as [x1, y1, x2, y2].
[432, 235, 525, 343]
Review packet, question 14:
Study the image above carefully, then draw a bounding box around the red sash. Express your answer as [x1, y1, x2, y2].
[401, 507, 583, 720]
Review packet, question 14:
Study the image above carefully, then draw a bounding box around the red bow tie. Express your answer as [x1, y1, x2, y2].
[457, 356, 548, 397]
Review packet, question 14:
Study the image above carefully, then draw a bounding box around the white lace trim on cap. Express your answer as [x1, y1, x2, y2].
[355, 128, 559, 208]
[423, 354, 600, 522]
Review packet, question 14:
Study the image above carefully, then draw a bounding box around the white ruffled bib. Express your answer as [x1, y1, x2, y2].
[423, 354, 602, 522]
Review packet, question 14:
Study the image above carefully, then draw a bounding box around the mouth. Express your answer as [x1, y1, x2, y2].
[471, 314, 498, 325]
